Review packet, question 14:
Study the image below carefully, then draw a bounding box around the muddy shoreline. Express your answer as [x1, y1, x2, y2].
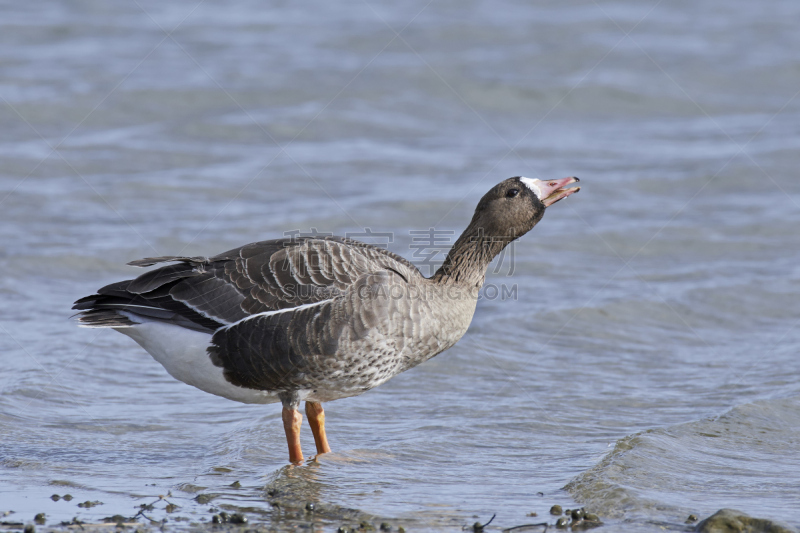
[4, 494, 797, 533]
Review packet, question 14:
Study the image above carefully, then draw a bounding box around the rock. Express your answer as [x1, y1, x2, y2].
[550, 505, 563, 515]
[556, 517, 569, 528]
[195, 494, 215, 504]
[77, 501, 101, 509]
[572, 516, 603, 530]
[695, 509, 797, 533]
[33, 514, 46, 524]
[24, 525, 35, 533]
[229, 514, 247, 524]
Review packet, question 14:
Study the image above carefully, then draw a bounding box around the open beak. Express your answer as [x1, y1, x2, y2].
[522, 177, 581, 207]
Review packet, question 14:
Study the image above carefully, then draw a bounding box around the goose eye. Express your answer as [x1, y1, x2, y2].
[506, 188, 520, 198]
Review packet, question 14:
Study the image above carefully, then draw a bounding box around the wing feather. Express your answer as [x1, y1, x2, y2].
[74, 236, 421, 335]
[206, 268, 409, 392]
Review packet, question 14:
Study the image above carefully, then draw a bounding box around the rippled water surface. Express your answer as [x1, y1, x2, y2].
[2, 0, 799, 531]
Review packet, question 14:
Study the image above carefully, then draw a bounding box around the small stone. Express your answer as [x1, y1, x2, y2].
[229, 481, 241, 489]
[211, 515, 221, 524]
[50, 495, 60, 502]
[195, 494, 215, 504]
[380, 523, 392, 531]
[305, 502, 315, 511]
[337, 527, 350, 533]
[165, 504, 178, 513]
[398, 528, 405, 533]
[24, 525, 35, 533]
[584, 513, 600, 522]
[686, 514, 698, 523]
[360, 521, 375, 531]
[34, 513, 46, 524]
[218, 511, 229, 523]
[62, 495, 73, 502]
[527, 512, 538, 517]
[694, 509, 794, 533]
[472, 522, 484, 532]
[555, 517, 569, 529]
[549, 505, 563, 515]
[77, 501, 101, 509]
[229, 514, 247, 524]
[571, 509, 584, 520]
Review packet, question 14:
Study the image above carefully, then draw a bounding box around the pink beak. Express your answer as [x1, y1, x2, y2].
[521, 177, 581, 207]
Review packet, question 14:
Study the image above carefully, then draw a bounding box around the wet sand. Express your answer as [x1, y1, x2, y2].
[4, 491, 798, 533]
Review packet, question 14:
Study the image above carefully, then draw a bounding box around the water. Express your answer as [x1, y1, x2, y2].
[2, 0, 799, 530]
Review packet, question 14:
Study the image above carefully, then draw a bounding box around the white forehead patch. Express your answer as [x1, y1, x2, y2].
[519, 177, 543, 199]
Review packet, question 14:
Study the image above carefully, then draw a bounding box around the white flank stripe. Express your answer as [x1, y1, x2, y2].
[78, 323, 135, 329]
[98, 304, 171, 312]
[222, 298, 334, 330]
[180, 298, 225, 323]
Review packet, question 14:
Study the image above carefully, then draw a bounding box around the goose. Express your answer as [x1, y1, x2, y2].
[73, 176, 580, 463]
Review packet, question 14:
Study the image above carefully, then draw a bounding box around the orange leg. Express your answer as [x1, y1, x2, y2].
[305, 401, 332, 455]
[282, 407, 304, 464]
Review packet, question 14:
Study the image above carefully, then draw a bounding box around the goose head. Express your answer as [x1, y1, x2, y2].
[468, 176, 580, 241]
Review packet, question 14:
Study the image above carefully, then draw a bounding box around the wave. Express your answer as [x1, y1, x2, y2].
[566, 395, 800, 527]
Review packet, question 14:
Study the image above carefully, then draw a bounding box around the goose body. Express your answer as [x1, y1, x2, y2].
[74, 176, 580, 462]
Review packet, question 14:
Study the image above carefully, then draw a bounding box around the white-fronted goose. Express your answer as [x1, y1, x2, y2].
[73, 176, 580, 463]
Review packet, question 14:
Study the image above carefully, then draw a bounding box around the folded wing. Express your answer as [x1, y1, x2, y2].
[73, 236, 420, 334]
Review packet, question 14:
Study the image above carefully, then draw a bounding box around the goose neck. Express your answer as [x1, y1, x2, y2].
[432, 224, 511, 287]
